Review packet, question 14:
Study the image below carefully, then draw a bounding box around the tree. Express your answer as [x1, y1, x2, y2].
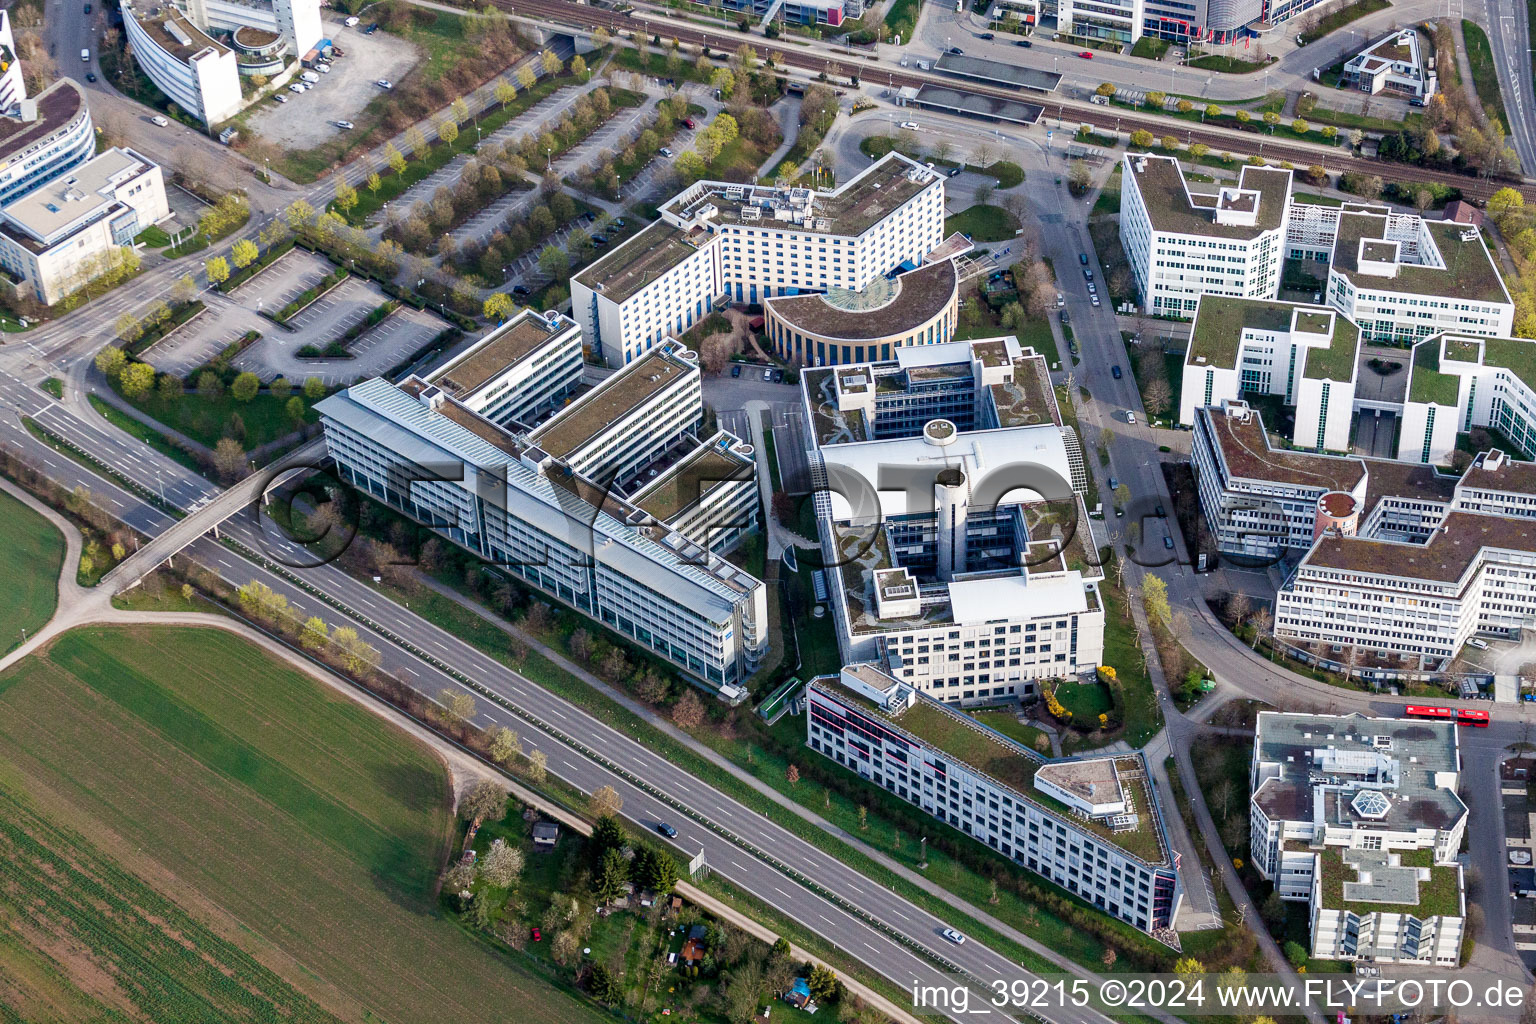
[1249, 606, 1273, 653]
[1291, 118, 1309, 134]
[459, 778, 508, 823]
[1144, 377, 1172, 416]
[1160, 135, 1179, 152]
[673, 688, 705, 729]
[1235, 110, 1251, 125]
[1173, 957, 1204, 976]
[1145, 90, 1166, 109]
[285, 396, 306, 425]
[786, 763, 800, 787]
[1142, 573, 1171, 629]
[1204, 104, 1221, 119]
[1282, 941, 1308, 968]
[1130, 129, 1154, 148]
[231, 371, 260, 402]
[96, 346, 127, 379]
[386, 142, 408, 177]
[517, 65, 537, 91]
[495, 80, 517, 109]
[542, 49, 563, 76]
[205, 255, 229, 286]
[117, 361, 154, 401]
[300, 616, 328, 649]
[1102, 947, 1117, 968]
[484, 292, 515, 322]
[527, 749, 548, 783]
[1489, 187, 1525, 223]
[1095, 81, 1116, 97]
[231, 238, 259, 269]
[635, 669, 670, 704]
[806, 964, 838, 1002]
[438, 119, 459, 146]
[1067, 160, 1093, 194]
[303, 376, 325, 400]
[451, 96, 470, 124]
[593, 846, 628, 903]
[538, 244, 568, 282]
[440, 688, 477, 727]
[1176, 99, 1193, 113]
[571, 54, 588, 80]
[589, 784, 624, 818]
[480, 837, 524, 886]
[212, 437, 247, 478]
[1262, 111, 1280, 127]
[444, 862, 476, 892]
[113, 312, 143, 344]
[490, 726, 522, 765]
[1225, 590, 1251, 630]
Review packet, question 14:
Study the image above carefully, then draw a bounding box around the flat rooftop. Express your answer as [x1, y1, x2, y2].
[530, 347, 690, 459]
[990, 351, 1060, 427]
[1408, 337, 1460, 406]
[933, 52, 1062, 92]
[126, 2, 229, 61]
[632, 439, 753, 522]
[1203, 407, 1365, 491]
[1, 147, 147, 245]
[574, 220, 702, 305]
[1127, 155, 1290, 240]
[1188, 295, 1295, 369]
[1332, 213, 1508, 304]
[1304, 509, 1536, 582]
[1360, 457, 1459, 520]
[1299, 311, 1360, 382]
[764, 259, 956, 341]
[431, 312, 572, 396]
[1459, 449, 1536, 494]
[811, 678, 1167, 864]
[0, 78, 85, 166]
[910, 84, 1044, 126]
[1319, 846, 1461, 921]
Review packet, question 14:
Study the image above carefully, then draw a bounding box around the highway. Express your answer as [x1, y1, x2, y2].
[0, 367, 1150, 1024]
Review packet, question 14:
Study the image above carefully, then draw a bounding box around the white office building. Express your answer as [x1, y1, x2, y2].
[0, 78, 95, 210]
[1400, 333, 1536, 464]
[1325, 209, 1512, 344]
[0, 11, 28, 113]
[807, 665, 1183, 936]
[318, 325, 768, 691]
[572, 153, 946, 367]
[1342, 29, 1437, 103]
[122, 0, 243, 126]
[1119, 154, 1292, 317]
[1179, 295, 1360, 452]
[184, 0, 322, 61]
[0, 147, 168, 305]
[802, 338, 1103, 705]
[1250, 712, 1466, 966]
[1057, 0, 1143, 44]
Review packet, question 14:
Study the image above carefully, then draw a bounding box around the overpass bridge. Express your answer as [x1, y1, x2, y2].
[101, 437, 328, 594]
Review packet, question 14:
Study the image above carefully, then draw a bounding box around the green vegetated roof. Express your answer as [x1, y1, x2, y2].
[1299, 312, 1360, 382]
[896, 700, 1042, 794]
[1479, 336, 1536, 392]
[1333, 214, 1508, 304]
[1188, 296, 1295, 369]
[1319, 846, 1461, 920]
[1409, 339, 1460, 406]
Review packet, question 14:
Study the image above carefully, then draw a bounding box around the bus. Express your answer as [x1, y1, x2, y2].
[1404, 704, 1455, 721]
[1457, 708, 1491, 728]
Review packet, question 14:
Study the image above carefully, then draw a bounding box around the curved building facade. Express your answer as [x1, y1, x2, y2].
[0, 78, 95, 209]
[122, 1, 242, 126]
[764, 258, 959, 367]
[232, 26, 286, 76]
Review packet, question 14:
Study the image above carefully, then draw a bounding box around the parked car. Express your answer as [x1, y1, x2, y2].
[289, 83, 305, 93]
[1155, 504, 1165, 517]
[1086, 282, 1097, 294]
[364, 22, 379, 33]
[941, 928, 967, 945]
[83, 3, 91, 12]
[512, 285, 530, 296]
[979, 32, 994, 39]
[85, 72, 96, 82]
[656, 822, 678, 838]
[1108, 477, 1118, 490]
[273, 92, 288, 103]
[1079, 252, 1089, 265]
[763, 368, 772, 381]
[1014, 38, 1032, 47]
[592, 235, 608, 245]
[1127, 411, 1136, 425]
[345, 15, 360, 25]
[659, 146, 674, 157]
[683, 117, 696, 129]
[1083, 268, 1093, 281]
[1111, 365, 1122, 379]
[731, 365, 741, 377]
[1058, 309, 1070, 324]
[1163, 536, 1175, 549]
[151, 115, 170, 126]
[335, 120, 354, 130]
[772, 369, 783, 382]
[376, 79, 393, 89]
[947, 166, 962, 177]
[1078, 50, 1094, 58]
[531, 927, 543, 941]
[1091, 295, 1100, 307]
[948, 46, 964, 54]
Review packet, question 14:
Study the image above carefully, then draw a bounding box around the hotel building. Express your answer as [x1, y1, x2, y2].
[1250, 711, 1466, 965]
[807, 665, 1183, 937]
[802, 337, 1103, 705]
[318, 312, 767, 691]
[571, 152, 946, 367]
[1119, 154, 1292, 317]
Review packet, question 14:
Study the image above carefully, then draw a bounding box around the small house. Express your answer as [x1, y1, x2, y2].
[532, 821, 559, 846]
[680, 924, 708, 965]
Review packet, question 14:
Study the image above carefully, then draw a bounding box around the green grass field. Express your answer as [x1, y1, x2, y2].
[0, 626, 613, 1024]
[1462, 20, 1511, 132]
[0, 489, 64, 653]
[109, 381, 318, 452]
[944, 204, 1021, 242]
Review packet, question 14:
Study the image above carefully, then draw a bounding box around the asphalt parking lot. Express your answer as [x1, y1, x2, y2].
[244, 15, 420, 150]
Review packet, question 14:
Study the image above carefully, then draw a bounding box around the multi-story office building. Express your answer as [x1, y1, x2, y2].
[0, 78, 95, 210]
[763, 257, 960, 367]
[802, 338, 1103, 705]
[0, 11, 28, 112]
[1400, 333, 1536, 463]
[572, 153, 945, 367]
[0, 147, 168, 305]
[1179, 295, 1360, 451]
[318, 327, 768, 691]
[122, 0, 243, 126]
[1119, 154, 1292, 317]
[1325, 210, 1511, 344]
[1058, 0, 1143, 45]
[1342, 30, 1437, 103]
[807, 665, 1183, 936]
[1250, 712, 1466, 965]
[184, 0, 322, 61]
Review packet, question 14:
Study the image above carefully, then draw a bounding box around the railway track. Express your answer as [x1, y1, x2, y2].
[496, 0, 1536, 205]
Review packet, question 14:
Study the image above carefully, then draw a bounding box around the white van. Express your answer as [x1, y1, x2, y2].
[81, 48, 90, 62]
[300, 70, 319, 83]
[150, 115, 169, 127]
[315, 62, 330, 73]
[344, 15, 360, 26]
[1468, 637, 1489, 650]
